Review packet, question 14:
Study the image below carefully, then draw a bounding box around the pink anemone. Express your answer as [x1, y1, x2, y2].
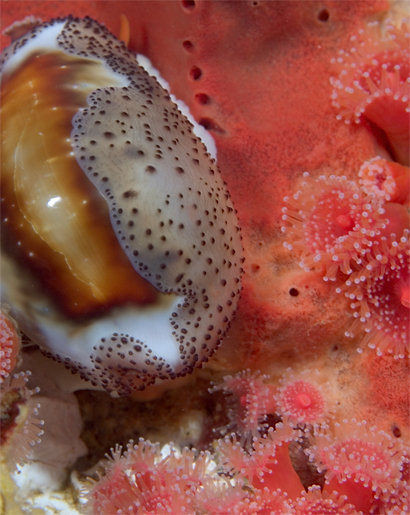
[307, 418, 408, 514]
[209, 369, 276, 442]
[330, 20, 410, 166]
[358, 156, 410, 206]
[282, 173, 388, 280]
[341, 230, 409, 358]
[274, 368, 336, 427]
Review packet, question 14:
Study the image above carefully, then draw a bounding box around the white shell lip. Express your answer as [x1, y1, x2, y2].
[1, 16, 244, 396]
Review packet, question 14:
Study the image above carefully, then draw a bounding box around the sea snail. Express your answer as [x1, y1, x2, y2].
[0, 17, 243, 396]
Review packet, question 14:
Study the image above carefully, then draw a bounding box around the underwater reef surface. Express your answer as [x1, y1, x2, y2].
[0, 1, 409, 514]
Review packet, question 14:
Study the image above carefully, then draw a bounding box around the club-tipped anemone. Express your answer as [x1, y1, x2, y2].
[341, 230, 409, 358]
[286, 486, 362, 515]
[0, 372, 44, 468]
[281, 173, 388, 280]
[274, 368, 336, 428]
[358, 156, 410, 206]
[215, 422, 303, 500]
[307, 419, 408, 513]
[84, 439, 215, 515]
[209, 369, 276, 442]
[330, 20, 410, 166]
[0, 16, 243, 396]
[245, 488, 289, 515]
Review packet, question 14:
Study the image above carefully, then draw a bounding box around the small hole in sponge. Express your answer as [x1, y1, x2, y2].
[189, 65, 202, 81]
[182, 0, 196, 12]
[317, 8, 329, 22]
[195, 93, 210, 105]
[182, 40, 194, 52]
[289, 287, 299, 297]
[392, 423, 402, 438]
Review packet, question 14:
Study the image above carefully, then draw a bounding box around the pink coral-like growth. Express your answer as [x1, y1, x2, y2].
[330, 20, 410, 165]
[282, 173, 387, 280]
[274, 368, 336, 427]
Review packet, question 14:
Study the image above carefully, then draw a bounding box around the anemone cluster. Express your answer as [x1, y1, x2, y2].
[80, 369, 409, 514]
[330, 20, 410, 166]
[282, 169, 409, 358]
[281, 19, 410, 359]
